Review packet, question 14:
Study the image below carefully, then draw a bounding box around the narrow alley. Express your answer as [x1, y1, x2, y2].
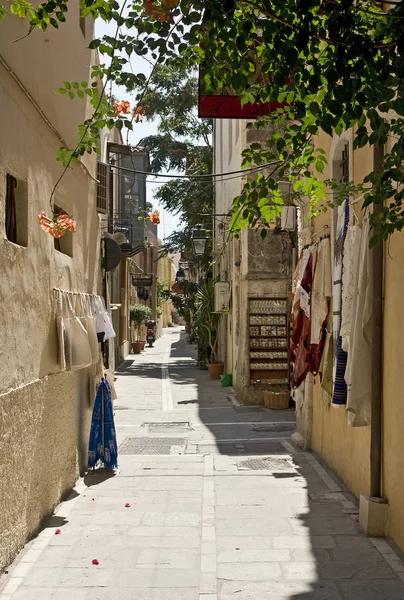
[2, 328, 404, 600]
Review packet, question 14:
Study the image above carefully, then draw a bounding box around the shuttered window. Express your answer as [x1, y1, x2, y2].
[96, 162, 108, 213]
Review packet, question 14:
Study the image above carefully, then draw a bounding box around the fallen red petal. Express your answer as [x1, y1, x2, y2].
[92, 559, 99, 565]
[125, 503, 131, 508]
[55, 529, 61, 535]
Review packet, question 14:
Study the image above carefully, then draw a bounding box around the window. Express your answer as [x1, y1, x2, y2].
[5, 173, 28, 246]
[340, 143, 349, 183]
[54, 205, 73, 257]
[96, 161, 109, 213]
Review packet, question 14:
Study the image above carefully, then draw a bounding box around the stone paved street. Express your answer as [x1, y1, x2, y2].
[2, 327, 404, 599]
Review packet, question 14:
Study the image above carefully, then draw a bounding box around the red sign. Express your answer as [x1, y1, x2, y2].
[198, 94, 284, 119]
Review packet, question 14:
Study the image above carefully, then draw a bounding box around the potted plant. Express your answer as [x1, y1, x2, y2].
[129, 304, 152, 353]
[196, 279, 224, 379]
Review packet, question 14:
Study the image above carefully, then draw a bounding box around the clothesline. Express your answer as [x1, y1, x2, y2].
[52, 288, 100, 298]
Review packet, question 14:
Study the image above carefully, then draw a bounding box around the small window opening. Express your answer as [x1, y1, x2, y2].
[5, 173, 28, 246]
[54, 205, 73, 257]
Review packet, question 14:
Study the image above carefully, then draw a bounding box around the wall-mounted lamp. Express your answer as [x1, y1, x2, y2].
[175, 267, 186, 283]
[191, 224, 207, 256]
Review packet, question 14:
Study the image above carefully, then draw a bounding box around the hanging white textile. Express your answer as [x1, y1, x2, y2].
[310, 237, 332, 344]
[292, 247, 311, 321]
[333, 200, 348, 349]
[94, 296, 116, 342]
[56, 291, 72, 371]
[55, 289, 115, 371]
[340, 224, 362, 353]
[345, 219, 373, 426]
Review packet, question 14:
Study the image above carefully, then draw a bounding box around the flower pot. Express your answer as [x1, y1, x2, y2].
[140, 340, 146, 350]
[131, 341, 143, 354]
[208, 363, 224, 380]
[221, 373, 232, 387]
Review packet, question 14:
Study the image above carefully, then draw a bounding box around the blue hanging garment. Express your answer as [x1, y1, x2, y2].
[332, 199, 350, 405]
[88, 378, 118, 469]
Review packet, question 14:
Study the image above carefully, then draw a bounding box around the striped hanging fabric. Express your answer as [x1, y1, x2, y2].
[332, 199, 350, 405]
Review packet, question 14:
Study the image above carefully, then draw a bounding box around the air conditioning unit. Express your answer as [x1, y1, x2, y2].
[214, 281, 231, 313]
[280, 206, 296, 231]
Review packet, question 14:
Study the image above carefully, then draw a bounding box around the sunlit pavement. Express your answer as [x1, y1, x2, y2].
[2, 327, 404, 600]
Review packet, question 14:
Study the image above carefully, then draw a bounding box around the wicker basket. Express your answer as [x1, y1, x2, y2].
[263, 391, 290, 410]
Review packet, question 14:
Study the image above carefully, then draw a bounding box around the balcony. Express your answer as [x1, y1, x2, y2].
[109, 212, 146, 257]
[106, 143, 150, 257]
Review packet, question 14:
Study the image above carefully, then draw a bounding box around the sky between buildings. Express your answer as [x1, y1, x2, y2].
[95, 18, 182, 241]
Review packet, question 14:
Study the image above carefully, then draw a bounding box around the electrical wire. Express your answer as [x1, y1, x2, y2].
[109, 159, 281, 181]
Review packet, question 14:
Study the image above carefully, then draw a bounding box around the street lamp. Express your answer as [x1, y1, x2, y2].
[176, 266, 186, 283]
[191, 224, 207, 256]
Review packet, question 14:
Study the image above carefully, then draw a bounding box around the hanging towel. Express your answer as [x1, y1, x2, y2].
[291, 253, 313, 388]
[88, 379, 118, 469]
[311, 237, 332, 345]
[340, 225, 362, 352]
[346, 219, 373, 426]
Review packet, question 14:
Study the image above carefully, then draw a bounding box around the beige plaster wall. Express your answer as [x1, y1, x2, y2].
[157, 254, 175, 327]
[214, 119, 246, 381]
[381, 228, 404, 550]
[308, 130, 404, 551]
[308, 130, 372, 498]
[0, 8, 100, 572]
[0, 372, 91, 571]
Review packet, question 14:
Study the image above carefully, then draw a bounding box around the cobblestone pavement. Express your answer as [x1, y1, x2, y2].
[2, 327, 404, 599]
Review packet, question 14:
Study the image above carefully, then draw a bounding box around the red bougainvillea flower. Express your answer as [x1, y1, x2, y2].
[143, 0, 173, 22]
[132, 105, 147, 123]
[92, 559, 99, 565]
[38, 211, 76, 238]
[55, 529, 61, 535]
[149, 209, 160, 225]
[125, 503, 131, 508]
[114, 99, 131, 116]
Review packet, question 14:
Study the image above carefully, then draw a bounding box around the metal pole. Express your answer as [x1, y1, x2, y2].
[370, 143, 384, 499]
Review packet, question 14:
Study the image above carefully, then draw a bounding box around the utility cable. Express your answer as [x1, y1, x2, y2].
[108, 159, 281, 180]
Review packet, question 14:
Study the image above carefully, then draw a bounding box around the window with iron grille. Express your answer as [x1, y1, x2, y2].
[96, 162, 108, 213]
[341, 143, 349, 183]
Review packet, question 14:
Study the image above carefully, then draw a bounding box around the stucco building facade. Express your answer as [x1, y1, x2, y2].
[213, 119, 293, 405]
[294, 127, 404, 553]
[0, 8, 102, 571]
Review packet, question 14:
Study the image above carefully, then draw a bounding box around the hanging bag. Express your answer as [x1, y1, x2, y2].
[100, 296, 116, 341]
[81, 294, 100, 363]
[66, 294, 92, 371]
[56, 290, 72, 371]
[94, 295, 107, 342]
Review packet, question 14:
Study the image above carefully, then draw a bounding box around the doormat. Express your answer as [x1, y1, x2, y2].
[119, 437, 187, 455]
[145, 422, 192, 433]
[237, 456, 297, 471]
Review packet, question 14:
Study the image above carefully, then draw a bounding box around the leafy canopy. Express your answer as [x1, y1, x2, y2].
[3, 0, 404, 241]
[138, 63, 213, 263]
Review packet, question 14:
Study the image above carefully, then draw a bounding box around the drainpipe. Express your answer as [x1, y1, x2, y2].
[370, 143, 384, 499]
